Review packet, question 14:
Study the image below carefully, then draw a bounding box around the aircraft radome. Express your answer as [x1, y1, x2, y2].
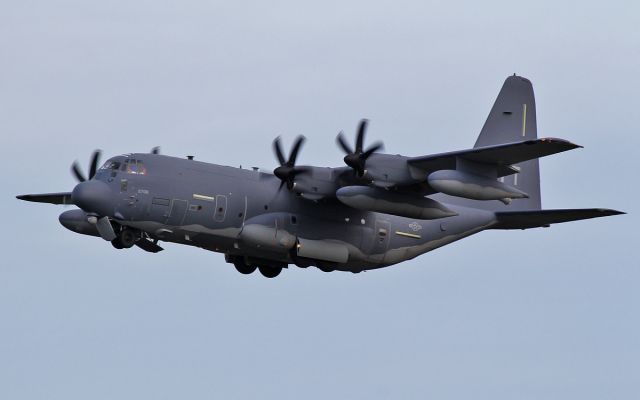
[17, 75, 624, 278]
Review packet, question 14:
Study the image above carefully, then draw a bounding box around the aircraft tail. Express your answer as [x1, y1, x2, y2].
[491, 209, 625, 230]
[473, 74, 541, 211]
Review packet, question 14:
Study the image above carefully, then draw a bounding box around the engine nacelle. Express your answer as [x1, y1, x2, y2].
[336, 186, 457, 220]
[428, 170, 529, 201]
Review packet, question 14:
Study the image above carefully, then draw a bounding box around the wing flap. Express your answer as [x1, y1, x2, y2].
[408, 138, 581, 173]
[491, 208, 625, 230]
[16, 192, 73, 205]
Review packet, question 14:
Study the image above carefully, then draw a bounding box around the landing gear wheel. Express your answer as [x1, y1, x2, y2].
[111, 238, 124, 249]
[234, 262, 257, 275]
[119, 228, 137, 248]
[258, 265, 282, 278]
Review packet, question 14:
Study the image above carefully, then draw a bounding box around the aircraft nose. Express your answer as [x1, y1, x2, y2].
[71, 180, 113, 216]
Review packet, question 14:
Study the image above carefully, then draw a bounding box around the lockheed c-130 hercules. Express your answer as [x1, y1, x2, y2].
[17, 75, 624, 278]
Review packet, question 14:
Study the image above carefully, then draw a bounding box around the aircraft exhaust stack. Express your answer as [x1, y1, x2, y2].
[428, 170, 529, 202]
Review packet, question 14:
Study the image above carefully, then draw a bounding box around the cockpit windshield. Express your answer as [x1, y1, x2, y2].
[121, 159, 147, 175]
[100, 160, 122, 171]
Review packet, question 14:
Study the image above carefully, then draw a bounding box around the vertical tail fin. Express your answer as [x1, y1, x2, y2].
[474, 74, 541, 210]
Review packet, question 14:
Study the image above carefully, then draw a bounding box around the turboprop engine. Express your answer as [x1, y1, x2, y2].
[427, 170, 529, 203]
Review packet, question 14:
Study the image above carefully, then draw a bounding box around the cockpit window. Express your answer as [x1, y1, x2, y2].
[100, 161, 122, 170]
[124, 159, 147, 175]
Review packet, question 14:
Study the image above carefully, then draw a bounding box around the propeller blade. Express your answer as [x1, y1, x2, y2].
[71, 161, 86, 182]
[272, 135, 307, 191]
[288, 135, 306, 166]
[273, 136, 286, 166]
[88, 150, 102, 179]
[356, 119, 368, 153]
[336, 132, 353, 154]
[151, 146, 160, 154]
[363, 141, 384, 158]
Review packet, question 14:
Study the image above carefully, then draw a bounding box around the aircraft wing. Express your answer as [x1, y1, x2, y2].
[408, 138, 581, 175]
[16, 192, 73, 205]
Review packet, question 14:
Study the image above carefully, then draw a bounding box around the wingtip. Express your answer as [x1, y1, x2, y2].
[540, 137, 582, 149]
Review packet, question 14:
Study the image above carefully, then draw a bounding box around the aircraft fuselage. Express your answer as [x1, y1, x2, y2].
[60, 153, 496, 273]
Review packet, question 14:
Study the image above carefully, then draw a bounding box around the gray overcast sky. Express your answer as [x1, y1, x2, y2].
[1, 1, 638, 399]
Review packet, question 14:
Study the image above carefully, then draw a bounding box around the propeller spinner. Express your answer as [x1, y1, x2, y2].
[336, 119, 384, 176]
[273, 135, 309, 190]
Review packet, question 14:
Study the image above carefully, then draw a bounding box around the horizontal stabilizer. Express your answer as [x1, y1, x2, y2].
[491, 208, 625, 230]
[409, 138, 581, 175]
[16, 192, 72, 205]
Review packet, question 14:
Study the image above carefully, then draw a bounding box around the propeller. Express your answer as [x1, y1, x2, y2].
[71, 150, 102, 182]
[336, 119, 384, 176]
[273, 135, 309, 190]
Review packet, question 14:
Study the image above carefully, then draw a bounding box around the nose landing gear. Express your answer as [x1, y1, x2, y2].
[111, 227, 139, 249]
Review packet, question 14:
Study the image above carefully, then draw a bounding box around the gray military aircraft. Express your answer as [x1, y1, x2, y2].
[17, 75, 623, 278]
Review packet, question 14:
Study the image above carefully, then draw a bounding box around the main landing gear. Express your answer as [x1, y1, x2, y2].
[231, 257, 283, 278]
[234, 262, 257, 275]
[258, 265, 281, 278]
